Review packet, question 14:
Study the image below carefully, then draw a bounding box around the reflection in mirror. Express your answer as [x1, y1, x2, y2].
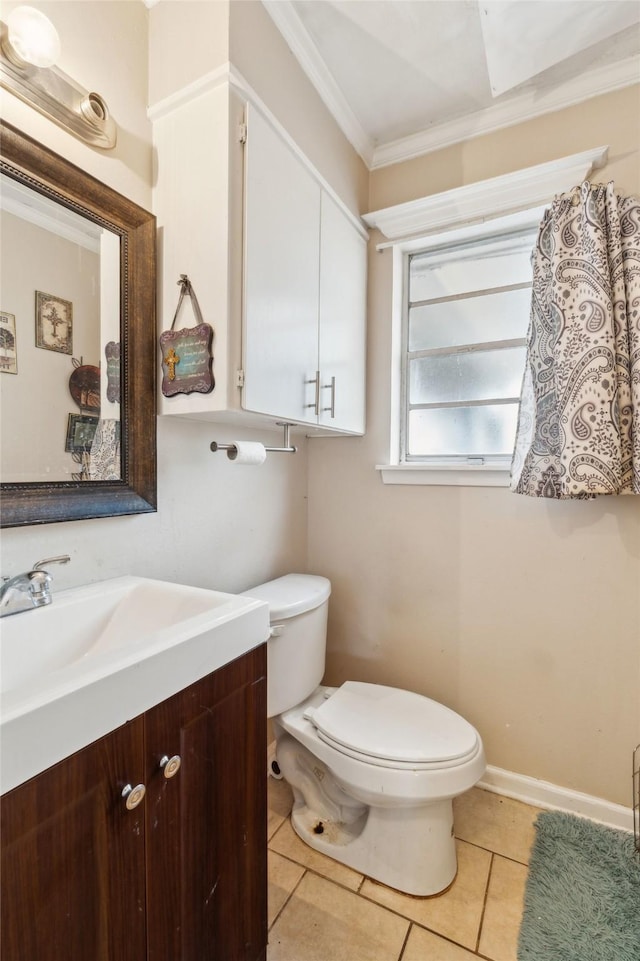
[0, 120, 156, 527]
[0, 173, 122, 482]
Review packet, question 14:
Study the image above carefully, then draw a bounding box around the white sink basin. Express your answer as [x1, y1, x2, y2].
[0, 576, 269, 794]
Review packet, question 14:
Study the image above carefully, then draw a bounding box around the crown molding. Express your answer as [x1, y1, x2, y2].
[261, 0, 637, 172]
[147, 62, 230, 120]
[261, 0, 374, 167]
[371, 56, 638, 170]
[363, 145, 609, 241]
[151, 7, 635, 178]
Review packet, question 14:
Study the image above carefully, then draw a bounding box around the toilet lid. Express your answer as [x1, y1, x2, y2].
[306, 681, 478, 766]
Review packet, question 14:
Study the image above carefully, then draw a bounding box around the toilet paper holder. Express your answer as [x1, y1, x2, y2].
[210, 421, 297, 456]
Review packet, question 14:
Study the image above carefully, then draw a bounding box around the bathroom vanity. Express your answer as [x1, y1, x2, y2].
[0, 645, 267, 961]
[0, 576, 270, 961]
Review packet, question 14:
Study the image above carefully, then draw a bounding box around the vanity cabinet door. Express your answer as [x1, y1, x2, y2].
[144, 644, 268, 961]
[0, 718, 147, 961]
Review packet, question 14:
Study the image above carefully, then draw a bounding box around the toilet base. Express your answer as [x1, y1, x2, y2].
[277, 734, 458, 896]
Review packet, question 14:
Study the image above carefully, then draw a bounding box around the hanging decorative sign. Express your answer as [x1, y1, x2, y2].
[105, 341, 120, 403]
[160, 275, 214, 397]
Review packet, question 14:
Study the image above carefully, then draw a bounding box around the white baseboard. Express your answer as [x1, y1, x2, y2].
[479, 765, 634, 833]
[267, 741, 634, 833]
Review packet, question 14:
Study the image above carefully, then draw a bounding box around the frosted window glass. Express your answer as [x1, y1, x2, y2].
[401, 222, 539, 464]
[408, 287, 531, 351]
[408, 404, 520, 457]
[410, 245, 534, 301]
[409, 347, 526, 405]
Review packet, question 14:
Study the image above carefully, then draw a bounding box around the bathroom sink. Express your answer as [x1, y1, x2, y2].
[0, 576, 269, 794]
[1, 576, 240, 695]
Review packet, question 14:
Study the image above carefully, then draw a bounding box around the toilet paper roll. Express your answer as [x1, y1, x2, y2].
[227, 441, 267, 465]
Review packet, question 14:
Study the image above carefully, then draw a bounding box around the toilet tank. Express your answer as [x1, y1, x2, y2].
[242, 574, 331, 718]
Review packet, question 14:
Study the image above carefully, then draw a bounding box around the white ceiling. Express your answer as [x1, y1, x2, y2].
[262, 0, 640, 169]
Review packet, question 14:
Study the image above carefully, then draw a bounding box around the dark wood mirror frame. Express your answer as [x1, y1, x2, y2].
[0, 121, 157, 527]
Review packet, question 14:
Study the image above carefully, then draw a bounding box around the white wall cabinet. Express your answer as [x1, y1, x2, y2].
[152, 81, 366, 436]
[243, 106, 366, 434]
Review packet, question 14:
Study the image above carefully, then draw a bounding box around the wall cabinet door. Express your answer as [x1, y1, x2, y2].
[318, 192, 367, 433]
[243, 106, 366, 434]
[145, 645, 267, 961]
[243, 105, 321, 425]
[1, 718, 147, 961]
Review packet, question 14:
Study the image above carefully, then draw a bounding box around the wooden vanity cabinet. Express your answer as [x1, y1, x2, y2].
[1, 717, 147, 961]
[0, 644, 268, 961]
[145, 644, 267, 961]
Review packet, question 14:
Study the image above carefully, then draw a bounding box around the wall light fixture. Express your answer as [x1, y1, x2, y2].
[0, 5, 116, 149]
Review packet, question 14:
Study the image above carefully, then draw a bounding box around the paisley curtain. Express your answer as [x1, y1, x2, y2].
[511, 181, 640, 498]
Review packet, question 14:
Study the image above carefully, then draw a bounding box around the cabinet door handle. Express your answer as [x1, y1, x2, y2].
[322, 376, 336, 418]
[304, 371, 320, 415]
[122, 783, 146, 810]
[159, 754, 182, 779]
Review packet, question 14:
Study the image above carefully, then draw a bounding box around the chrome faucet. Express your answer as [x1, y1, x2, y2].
[0, 555, 71, 617]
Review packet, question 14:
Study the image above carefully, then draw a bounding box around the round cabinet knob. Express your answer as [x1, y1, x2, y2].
[122, 782, 146, 810]
[159, 754, 181, 779]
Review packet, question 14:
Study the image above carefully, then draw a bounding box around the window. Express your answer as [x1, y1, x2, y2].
[363, 146, 609, 486]
[402, 224, 538, 467]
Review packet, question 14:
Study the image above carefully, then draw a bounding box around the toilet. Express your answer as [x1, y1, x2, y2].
[245, 573, 486, 896]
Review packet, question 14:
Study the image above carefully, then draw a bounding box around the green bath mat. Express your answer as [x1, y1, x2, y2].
[518, 810, 640, 961]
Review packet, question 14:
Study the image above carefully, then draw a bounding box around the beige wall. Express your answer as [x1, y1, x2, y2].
[1, 1, 637, 808]
[308, 86, 640, 808]
[148, 0, 230, 107]
[0, 1, 314, 601]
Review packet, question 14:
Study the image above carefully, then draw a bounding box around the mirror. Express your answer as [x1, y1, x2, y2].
[1, 172, 120, 482]
[0, 120, 156, 527]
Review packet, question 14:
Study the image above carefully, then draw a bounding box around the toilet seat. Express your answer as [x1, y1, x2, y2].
[304, 681, 479, 771]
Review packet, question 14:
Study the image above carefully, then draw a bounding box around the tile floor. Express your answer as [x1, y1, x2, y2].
[267, 776, 542, 961]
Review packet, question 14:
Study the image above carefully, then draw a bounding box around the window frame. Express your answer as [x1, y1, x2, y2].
[379, 208, 545, 487]
[365, 146, 609, 487]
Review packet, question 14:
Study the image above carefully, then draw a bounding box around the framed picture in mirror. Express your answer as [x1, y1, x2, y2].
[65, 412, 99, 453]
[36, 290, 73, 354]
[0, 311, 17, 374]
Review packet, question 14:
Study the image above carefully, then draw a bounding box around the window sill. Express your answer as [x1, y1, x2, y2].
[376, 463, 511, 487]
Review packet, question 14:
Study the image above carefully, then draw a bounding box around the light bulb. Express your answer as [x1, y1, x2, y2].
[6, 6, 61, 68]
